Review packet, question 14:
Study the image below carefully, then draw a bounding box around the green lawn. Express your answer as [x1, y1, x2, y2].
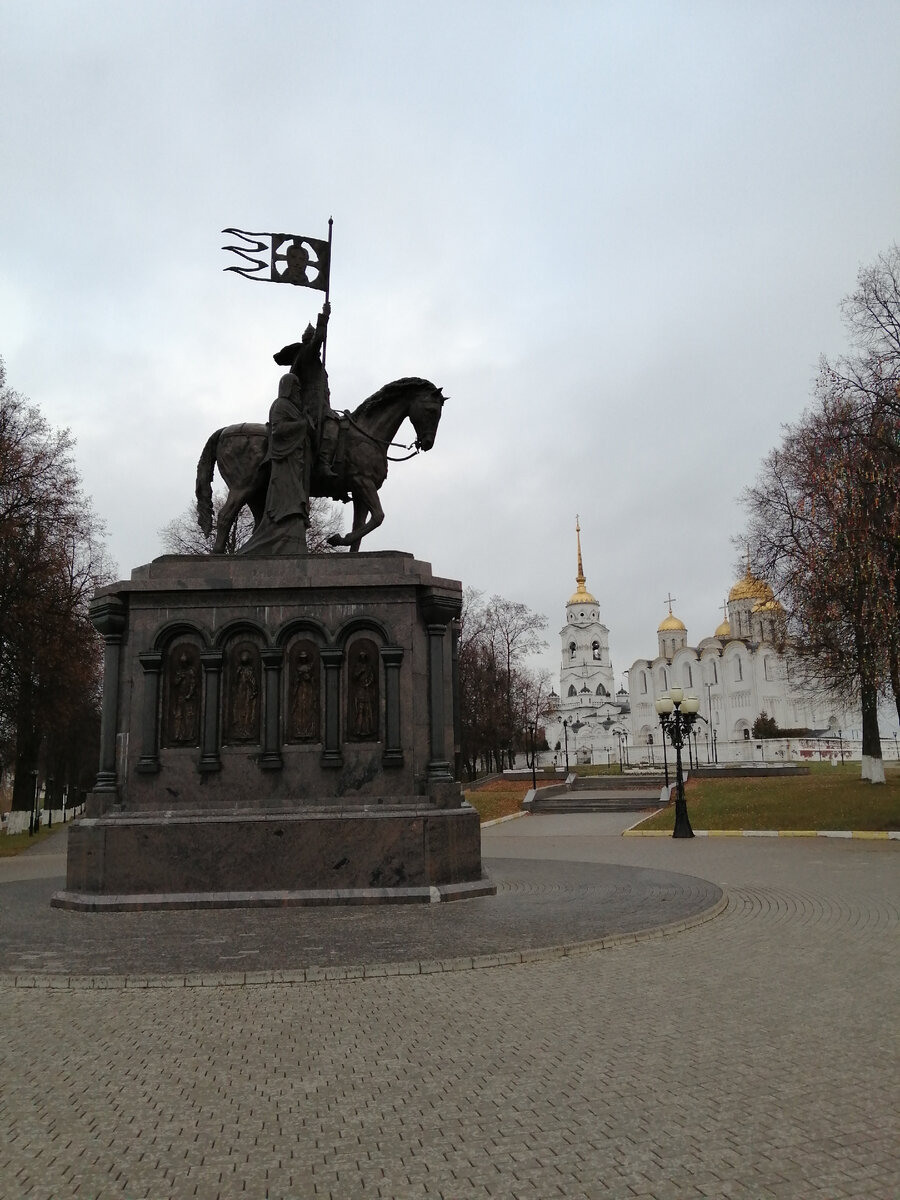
[632, 763, 900, 832]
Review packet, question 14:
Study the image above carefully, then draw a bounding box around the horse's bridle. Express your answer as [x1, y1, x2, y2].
[341, 409, 423, 461]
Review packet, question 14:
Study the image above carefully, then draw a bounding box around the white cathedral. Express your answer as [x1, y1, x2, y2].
[543, 524, 861, 767]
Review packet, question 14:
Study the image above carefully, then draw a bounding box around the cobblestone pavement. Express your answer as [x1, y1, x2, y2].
[0, 816, 897, 1199]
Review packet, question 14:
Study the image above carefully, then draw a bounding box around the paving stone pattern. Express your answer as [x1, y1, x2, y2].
[0, 819, 897, 1198]
[0, 858, 720, 978]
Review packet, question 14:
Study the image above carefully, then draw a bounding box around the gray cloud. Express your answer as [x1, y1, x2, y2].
[2, 0, 899, 683]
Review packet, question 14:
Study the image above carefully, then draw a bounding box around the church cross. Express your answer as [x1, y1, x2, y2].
[663, 592, 677, 614]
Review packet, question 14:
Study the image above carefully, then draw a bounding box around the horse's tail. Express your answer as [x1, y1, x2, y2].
[195, 429, 223, 537]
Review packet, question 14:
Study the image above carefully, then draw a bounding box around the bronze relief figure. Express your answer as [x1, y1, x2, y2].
[286, 640, 321, 742]
[164, 643, 201, 747]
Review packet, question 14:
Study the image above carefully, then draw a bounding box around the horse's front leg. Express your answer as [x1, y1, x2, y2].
[328, 484, 383, 552]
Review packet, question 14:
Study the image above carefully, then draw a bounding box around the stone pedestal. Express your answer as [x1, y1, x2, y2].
[53, 552, 492, 909]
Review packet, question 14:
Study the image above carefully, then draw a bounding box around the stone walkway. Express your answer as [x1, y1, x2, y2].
[0, 815, 897, 1198]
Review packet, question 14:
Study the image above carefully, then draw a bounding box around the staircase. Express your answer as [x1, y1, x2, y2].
[527, 773, 668, 815]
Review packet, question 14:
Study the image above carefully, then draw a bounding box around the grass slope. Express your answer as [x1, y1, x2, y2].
[633, 763, 900, 831]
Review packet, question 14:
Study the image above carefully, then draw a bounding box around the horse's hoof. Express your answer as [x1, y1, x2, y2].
[326, 533, 344, 547]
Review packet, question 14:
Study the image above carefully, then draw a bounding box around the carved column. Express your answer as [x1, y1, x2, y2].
[136, 652, 162, 774]
[419, 592, 461, 785]
[259, 648, 283, 770]
[380, 646, 404, 768]
[320, 647, 344, 769]
[199, 650, 223, 773]
[89, 595, 128, 795]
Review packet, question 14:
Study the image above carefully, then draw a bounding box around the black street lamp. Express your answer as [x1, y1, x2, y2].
[562, 719, 569, 773]
[660, 720, 669, 786]
[656, 687, 700, 838]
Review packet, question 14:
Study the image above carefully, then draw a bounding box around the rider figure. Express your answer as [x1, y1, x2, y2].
[273, 301, 340, 487]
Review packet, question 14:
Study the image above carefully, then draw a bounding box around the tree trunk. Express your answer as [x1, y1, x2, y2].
[860, 673, 885, 783]
[889, 638, 900, 731]
[11, 674, 40, 810]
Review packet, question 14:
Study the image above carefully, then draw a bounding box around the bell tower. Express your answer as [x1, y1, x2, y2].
[559, 518, 616, 708]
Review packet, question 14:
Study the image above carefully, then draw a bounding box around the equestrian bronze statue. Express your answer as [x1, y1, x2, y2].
[195, 302, 446, 553]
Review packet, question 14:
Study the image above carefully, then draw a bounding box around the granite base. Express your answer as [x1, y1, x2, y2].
[53, 804, 492, 909]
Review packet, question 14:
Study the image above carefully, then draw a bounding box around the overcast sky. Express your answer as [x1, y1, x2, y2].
[3, 1, 899, 684]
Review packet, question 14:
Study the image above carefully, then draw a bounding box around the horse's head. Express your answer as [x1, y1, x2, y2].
[408, 382, 447, 452]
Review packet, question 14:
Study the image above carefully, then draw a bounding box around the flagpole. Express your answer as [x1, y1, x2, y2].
[322, 216, 333, 367]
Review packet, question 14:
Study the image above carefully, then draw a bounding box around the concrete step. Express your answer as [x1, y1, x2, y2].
[530, 796, 663, 814]
[570, 776, 667, 792]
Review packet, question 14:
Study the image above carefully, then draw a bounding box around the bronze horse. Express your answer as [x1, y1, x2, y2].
[195, 377, 446, 553]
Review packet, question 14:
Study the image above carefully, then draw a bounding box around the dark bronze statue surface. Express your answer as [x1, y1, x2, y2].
[196, 302, 445, 554]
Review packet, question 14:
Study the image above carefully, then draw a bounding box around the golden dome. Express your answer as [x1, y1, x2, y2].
[714, 618, 732, 638]
[568, 582, 598, 606]
[568, 517, 598, 606]
[728, 564, 773, 603]
[751, 597, 782, 614]
[658, 612, 686, 633]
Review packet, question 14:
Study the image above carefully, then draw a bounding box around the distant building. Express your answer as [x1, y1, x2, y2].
[543, 521, 630, 766]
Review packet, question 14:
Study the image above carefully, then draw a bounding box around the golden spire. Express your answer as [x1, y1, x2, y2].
[568, 515, 598, 606]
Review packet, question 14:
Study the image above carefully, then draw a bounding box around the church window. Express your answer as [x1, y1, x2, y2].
[710, 660, 718, 685]
[764, 656, 774, 681]
[568, 641, 576, 659]
[734, 656, 743, 682]
[683, 664, 693, 688]
[592, 641, 601, 661]
[567, 685, 576, 697]
[640, 672, 647, 694]
[595, 685, 607, 696]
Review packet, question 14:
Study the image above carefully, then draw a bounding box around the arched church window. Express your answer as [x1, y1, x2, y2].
[595, 684, 608, 696]
[709, 660, 718, 685]
[764, 656, 774, 681]
[640, 672, 648, 694]
[569, 641, 576, 659]
[592, 641, 601, 661]
[734, 656, 743, 682]
[567, 685, 576, 697]
[683, 663, 692, 688]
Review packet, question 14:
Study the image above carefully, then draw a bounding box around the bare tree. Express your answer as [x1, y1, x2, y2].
[0, 358, 112, 807]
[457, 588, 547, 777]
[742, 247, 900, 783]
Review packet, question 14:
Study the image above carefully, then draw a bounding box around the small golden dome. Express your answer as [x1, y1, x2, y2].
[658, 612, 686, 633]
[568, 582, 598, 606]
[714, 618, 732, 638]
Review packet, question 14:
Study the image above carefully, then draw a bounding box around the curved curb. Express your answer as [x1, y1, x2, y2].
[624, 829, 899, 839]
[3, 891, 728, 991]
